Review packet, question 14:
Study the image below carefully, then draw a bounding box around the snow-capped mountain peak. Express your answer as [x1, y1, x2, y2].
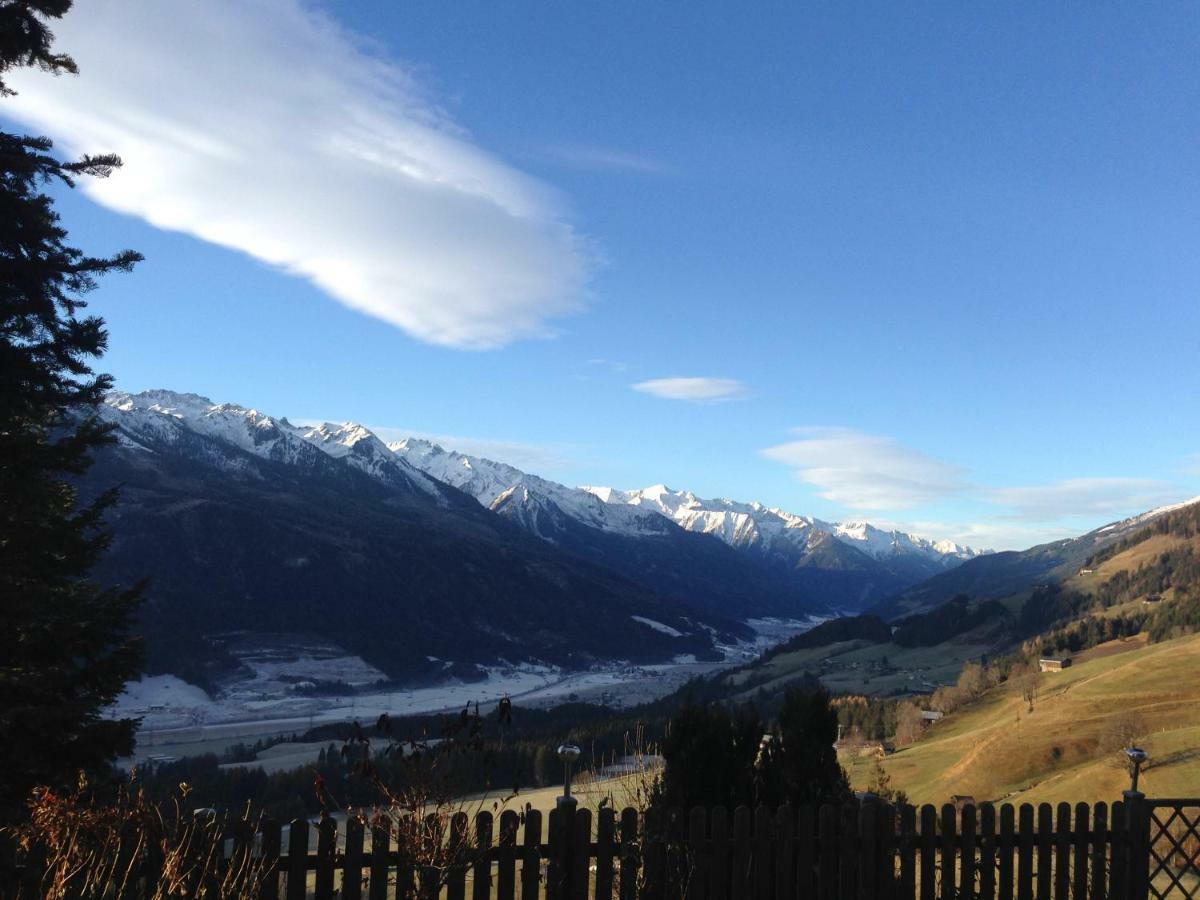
[101, 388, 988, 613]
[299, 421, 384, 458]
[579, 484, 986, 569]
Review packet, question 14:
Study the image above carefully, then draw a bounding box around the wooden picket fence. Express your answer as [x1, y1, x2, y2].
[223, 794, 1197, 899]
[10, 794, 1200, 898]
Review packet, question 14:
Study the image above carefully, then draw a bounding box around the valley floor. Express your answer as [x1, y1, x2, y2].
[117, 618, 816, 766]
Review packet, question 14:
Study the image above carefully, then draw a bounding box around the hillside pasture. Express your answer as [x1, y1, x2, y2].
[845, 631, 1200, 805]
[723, 637, 992, 699]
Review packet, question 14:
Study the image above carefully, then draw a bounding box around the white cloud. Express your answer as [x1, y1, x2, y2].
[987, 477, 1179, 521]
[632, 377, 747, 403]
[760, 427, 967, 510]
[905, 520, 1080, 553]
[543, 143, 666, 174]
[4, 0, 590, 349]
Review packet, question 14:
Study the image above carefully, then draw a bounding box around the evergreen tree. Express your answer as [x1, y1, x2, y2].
[650, 702, 763, 811]
[761, 687, 852, 808]
[651, 688, 852, 813]
[0, 0, 144, 819]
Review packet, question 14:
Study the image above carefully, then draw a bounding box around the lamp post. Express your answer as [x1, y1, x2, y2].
[557, 744, 581, 810]
[1124, 746, 1148, 796]
[1122, 746, 1151, 893]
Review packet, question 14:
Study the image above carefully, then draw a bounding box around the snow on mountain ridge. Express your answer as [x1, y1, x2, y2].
[103, 391, 446, 500]
[1092, 495, 1200, 537]
[580, 484, 986, 566]
[102, 390, 985, 564]
[390, 439, 670, 537]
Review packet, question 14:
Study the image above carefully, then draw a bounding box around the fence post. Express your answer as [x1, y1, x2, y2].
[546, 803, 573, 900]
[1122, 792, 1150, 900]
[285, 819, 308, 900]
[859, 799, 878, 900]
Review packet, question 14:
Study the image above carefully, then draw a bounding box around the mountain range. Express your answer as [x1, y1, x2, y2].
[88, 390, 986, 685]
[868, 495, 1200, 620]
[391, 439, 985, 610]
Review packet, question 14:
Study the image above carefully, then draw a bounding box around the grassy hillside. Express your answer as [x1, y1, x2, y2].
[845, 631, 1200, 805]
[844, 508, 1200, 805]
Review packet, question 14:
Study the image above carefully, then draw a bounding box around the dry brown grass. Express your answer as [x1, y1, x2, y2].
[843, 631, 1200, 806]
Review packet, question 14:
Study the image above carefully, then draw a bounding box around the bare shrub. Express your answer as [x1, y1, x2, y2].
[1101, 709, 1147, 771]
[4, 776, 267, 900]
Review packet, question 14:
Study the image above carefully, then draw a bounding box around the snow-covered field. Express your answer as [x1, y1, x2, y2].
[115, 618, 819, 765]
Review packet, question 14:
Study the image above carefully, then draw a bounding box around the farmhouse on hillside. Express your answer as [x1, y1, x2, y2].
[1039, 657, 1072, 672]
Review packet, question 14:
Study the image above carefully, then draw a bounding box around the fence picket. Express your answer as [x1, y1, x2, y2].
[1017, 805, 1034, 900]
[708, 806, 729, 900]
[285, 820, 308, 900]
[497, 810, 518, 900]
[259, 819, 281, 900]
[733, 806, 753, 898]
[314, 818, 336, 900]
[546, 807, 566, 900]
[754, 805, 773, 900]
[919, 805, 937, 900]
[520, 809, 542, 900]
[687, 806, 709, 900]
[998, 805, 1014, 900]
[840, 802, 859, 900]
[1073, 802, 1089, 899]
[1037, 803, 1053, 900]
[619, 807, 639, 900]
[595, 807, 616, 900]
[642, 808, 666, 900]
[1054, 802, 1070, 900]
[1109, 801, 1126, 899]
[898, 805, 916, 900]
[1090, 803, 1107, 900]
[879, 803, 896, 900]
[979, 804, 996, 900]
[446, 816, 468, 900]
[368, 821, 389, 900]
[473, 811, 493, 900]
[860, 800, 878, 900]
[796, 805, 815, 899]
[343, 818, 364, 900]
[940, 804, 957, 900]
[775, 804, 795, 900]
[962, 804, 977, 900]
[819, 804, 838, 900]
[569, 808, 591, 900]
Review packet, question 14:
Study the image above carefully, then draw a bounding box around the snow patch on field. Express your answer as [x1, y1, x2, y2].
[120, 675, 212, 709]
[115, 618, 825, 766]
[630, 615, 684, 637]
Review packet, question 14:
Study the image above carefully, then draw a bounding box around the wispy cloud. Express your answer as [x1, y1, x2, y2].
[906, 520, 1080, 553]
[5, 0, 590, 349]
[987, 477, 1178, 521]
[543, 143, 667, 174]
[760, 427, 968, 510]
[760, 425, 1193, 549]
[632, 377, 747, 403]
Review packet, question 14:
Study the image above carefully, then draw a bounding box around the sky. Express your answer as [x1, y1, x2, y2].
[5, 1, 1200, 550]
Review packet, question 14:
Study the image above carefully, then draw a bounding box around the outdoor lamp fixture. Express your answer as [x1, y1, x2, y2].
[557, 744, 582, 809]
[1125, 746, 1148, 794]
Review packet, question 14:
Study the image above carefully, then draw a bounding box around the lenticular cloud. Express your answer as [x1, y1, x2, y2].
[5, 0, 589, 348]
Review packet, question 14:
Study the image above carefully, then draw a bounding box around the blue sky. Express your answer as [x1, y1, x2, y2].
[6, 1, 1200, 548]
